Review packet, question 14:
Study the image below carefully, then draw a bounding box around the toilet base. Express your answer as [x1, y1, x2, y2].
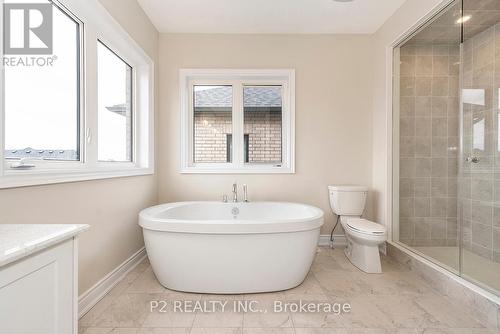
[344, 238, 382, 274]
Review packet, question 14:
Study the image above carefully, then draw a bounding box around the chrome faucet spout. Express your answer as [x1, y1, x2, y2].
[243, 184, 249, 202]
[232, 182, 238, 202]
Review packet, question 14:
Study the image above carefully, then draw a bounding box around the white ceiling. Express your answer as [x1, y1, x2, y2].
[137, 0, 407, 34]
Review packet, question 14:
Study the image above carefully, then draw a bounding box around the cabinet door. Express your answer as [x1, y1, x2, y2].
[0, 239, 75, 334]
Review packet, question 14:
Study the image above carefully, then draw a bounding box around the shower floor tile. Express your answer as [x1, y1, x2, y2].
[415, 246, 500, 294]
[79, 247, 499, 334]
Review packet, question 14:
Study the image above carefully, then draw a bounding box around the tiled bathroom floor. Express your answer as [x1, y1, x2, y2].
[79, 247, 499, 334]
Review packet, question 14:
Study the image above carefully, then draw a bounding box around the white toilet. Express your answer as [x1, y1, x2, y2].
[328, 185, 387, 273]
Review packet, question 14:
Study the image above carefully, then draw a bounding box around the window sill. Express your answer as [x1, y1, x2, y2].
[0, 166, 154, 189]
[180, 165, 295, 174]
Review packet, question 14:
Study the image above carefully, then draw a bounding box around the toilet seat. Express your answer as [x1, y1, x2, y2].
[345, 218, 386, 236]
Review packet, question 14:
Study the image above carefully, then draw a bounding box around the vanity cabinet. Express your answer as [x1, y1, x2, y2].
[0, 225, 87, 334]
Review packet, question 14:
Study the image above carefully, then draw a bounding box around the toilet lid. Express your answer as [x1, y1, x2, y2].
[346, 218, 386, 235]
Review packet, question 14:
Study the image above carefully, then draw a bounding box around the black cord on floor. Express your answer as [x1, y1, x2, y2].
[330, 215, 340, 247]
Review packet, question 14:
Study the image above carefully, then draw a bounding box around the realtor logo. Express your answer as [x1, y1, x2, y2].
[3, 3, 53, 55]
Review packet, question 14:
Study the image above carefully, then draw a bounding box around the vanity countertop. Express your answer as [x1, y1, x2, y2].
[0, 224, 89, 268]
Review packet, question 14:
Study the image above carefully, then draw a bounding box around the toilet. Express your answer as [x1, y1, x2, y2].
[328, 185, 387, 273]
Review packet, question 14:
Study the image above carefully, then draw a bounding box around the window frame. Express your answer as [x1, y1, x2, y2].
[0, 0, 155, 189]
[180, 69, 295, 174]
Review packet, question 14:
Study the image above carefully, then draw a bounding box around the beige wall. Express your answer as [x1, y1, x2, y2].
[370, 0, 446, 230]
[158, 34, 374, 234]
[0, 0, 159, 294]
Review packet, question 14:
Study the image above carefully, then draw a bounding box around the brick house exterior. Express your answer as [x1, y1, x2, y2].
[194, 86, 282, 163]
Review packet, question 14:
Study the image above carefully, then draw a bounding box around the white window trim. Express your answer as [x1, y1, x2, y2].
[0, 0, 155, 189]
[179, 68, 295, 174]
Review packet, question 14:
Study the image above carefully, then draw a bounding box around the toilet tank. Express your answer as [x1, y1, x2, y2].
[328, 185, 368, 216]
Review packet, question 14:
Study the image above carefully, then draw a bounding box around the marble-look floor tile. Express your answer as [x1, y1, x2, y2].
[126, 268, 166, 294]
[242, 328, 295, 334]
[79, 247, 498, 334]
[347, 329, 419, 334]
[291, 311, 344, 328]
[80, 259, 152, 327]
[283, 272, 325, 295]
[418, 328, 499, 334]
[413, 294, 484, 328]
[82, 328, 139, 334]
[285, 293, 329, 302]
[357, 271, 432, 296]
[370, 294, 443, 329]
[136, 329, 190, 334]
[80, 293, 118, 327]
[93, 294, 152, 328]
[243, 311, 293, 328]
[313, 269, 371, 297]
[335, 295, 394, 329]
[192, 311, 244, 328]
[190, 328, 242, 334]
[295, 328, 348, 334]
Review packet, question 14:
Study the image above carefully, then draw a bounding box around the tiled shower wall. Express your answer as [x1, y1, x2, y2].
[399, 43, 460, 247]
[461, 24, 500, 264]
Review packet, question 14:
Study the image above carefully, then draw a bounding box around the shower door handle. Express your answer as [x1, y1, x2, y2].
[465, 156, 480, 163]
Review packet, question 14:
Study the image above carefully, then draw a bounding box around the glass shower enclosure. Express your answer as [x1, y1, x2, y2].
[393, 0, 500, 296]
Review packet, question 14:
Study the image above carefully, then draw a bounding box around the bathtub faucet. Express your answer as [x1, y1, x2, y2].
[232, 182, 238, 202]
[243, 184, 249, 202]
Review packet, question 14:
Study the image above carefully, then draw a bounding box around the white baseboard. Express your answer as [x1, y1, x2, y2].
[318, 234, 347, 247]
[78, 247, 147, 318]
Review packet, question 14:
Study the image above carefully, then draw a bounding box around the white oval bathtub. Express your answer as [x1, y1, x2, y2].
[139, 201, 324, 294]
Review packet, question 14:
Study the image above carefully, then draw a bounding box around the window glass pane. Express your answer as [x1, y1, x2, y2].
[243, 86, 282, 164]
[4, 3, 80, 161]
[193, 85, 232, 163]
[97, 42, 133, 162]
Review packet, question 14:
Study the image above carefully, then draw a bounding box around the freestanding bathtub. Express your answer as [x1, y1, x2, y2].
[139, 201, 324, 294]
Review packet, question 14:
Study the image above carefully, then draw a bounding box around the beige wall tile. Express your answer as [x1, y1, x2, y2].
[415, 178, 431, 197]
[431, 77, 449, 96]
[415, 117, 432, 137]
[431, 97, 448, 117]
[416, 77, 432, 96]
[400, 97, 416, 117]
[416, 56, 433, 76]
[401, 56, 416, 76]
[415, 197, 431, 217]
[433, 56, 449, 75]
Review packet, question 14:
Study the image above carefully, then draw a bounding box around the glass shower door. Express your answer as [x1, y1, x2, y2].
[459, 0, 500, 294]
[393, 0, 462, 274]
[394, 0, 500, 297]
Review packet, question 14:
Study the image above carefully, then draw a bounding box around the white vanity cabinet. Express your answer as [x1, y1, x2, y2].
[0, 225, 88, 334]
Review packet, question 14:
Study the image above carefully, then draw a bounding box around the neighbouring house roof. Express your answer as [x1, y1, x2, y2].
[106, 104, 130, 116]
[4, 148, 78, 161]
[194, 86, 282, 112]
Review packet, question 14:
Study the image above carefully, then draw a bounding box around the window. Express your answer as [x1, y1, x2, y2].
[193, 85, 232, 163]
[4, 2, 80, 162]
[0, 0, 154, 188]
[180, 69, 295, 173]
[97, 41, 133, 162]
[244, 86, 282, 164]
